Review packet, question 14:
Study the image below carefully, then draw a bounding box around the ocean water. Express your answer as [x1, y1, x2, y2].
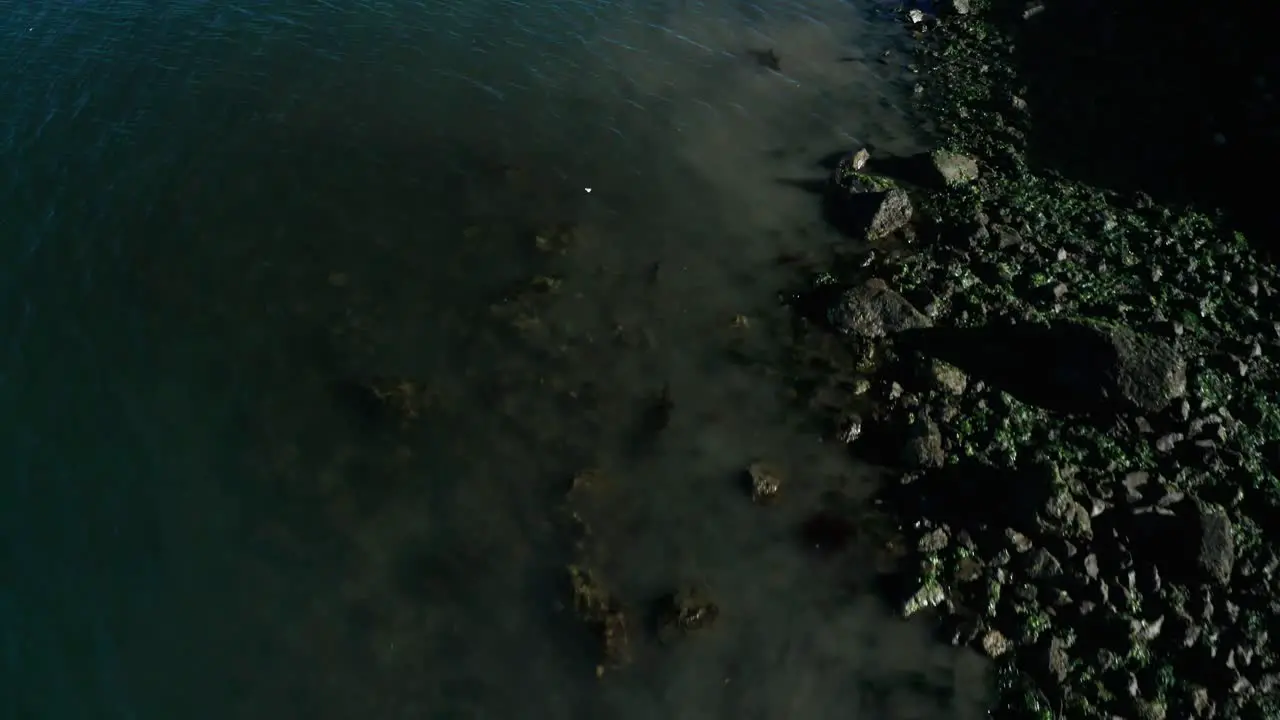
[0, 1, 989, 718]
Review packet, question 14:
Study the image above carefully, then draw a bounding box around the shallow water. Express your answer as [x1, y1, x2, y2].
[0, 1, 989, 718]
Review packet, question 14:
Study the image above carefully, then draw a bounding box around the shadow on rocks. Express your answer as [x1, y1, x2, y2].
[999, 0, 1280, 255]
[894, 318, 1187, 418]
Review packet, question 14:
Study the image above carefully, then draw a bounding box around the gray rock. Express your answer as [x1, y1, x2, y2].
[1043, 491, 1092, 539]
[828, 279, 932, 339]
[927, 359, 968, 395]
[902, 415, 945, 469]
[918, 527, 950, 553]
[981, 630, 1012, 658]
[1101, 322, 1187, 412]
[908, 149, 980, 188]
[1043, 636, 1071, 682]
[1025, 547, 1063, 579]
[895, 319, 1186, 415]
[1196, 503, 1235, 586]
[864, 188, 914, 240]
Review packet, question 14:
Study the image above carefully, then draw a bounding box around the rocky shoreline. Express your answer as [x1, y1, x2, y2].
[786, 2, 1280, 718]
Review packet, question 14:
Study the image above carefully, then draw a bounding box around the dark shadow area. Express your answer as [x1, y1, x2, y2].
[895, 323, 1129, 419]
[1001, 0, 1279, 253]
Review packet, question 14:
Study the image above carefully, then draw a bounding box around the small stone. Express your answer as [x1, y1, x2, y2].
[902, 415, 945, 469]
[1006, 528, 1034, 553]
[836, 414, 863, 444]
[981, 630, 1012, 658]
[918, 528, 950, 553]
[902, 581, 946, 617]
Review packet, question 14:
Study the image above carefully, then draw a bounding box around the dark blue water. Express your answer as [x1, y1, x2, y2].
[0, 1, 987, 718]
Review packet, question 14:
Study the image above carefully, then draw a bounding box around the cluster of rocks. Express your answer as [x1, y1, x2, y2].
[801, 146, 1280, 717]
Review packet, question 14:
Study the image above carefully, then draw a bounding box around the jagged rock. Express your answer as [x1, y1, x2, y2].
[1043, 491, 1093, 539]
[1133, 699, 1168, 720]
[925, 150, 980, 187]
[747, 461, 783, 505]
[828, 279, 932, 339]
[902, 579, 946, 617]
[927, 358, 968, 395]
[1006, 528, 1034, 553]
[1042, 636, 1071, 682]
[654, 585, 719, 644]
[863, 188, 914, 240]
[902, 414, 945, 469]
[918, 527, 950, 553]
[1025, 547, 1063, 579]
[825, 154, 912, 240]
[1195, 503, 1235, 587]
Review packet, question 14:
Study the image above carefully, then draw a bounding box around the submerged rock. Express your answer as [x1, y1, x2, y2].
[746, 461, 783, 505]
[654, 585, 719, 644]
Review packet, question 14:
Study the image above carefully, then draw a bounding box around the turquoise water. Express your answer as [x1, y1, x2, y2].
[0, 1, 987, 718]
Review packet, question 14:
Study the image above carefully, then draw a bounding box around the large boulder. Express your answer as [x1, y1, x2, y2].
[897, 319, 1186, 415]
[828, 279, 933, 339]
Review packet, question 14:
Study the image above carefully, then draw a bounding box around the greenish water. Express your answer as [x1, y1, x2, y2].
[0, 1, 989, 718]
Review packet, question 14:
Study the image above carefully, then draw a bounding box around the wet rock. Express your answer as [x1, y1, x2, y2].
[746, 461, 783, 505]
[569, 565, 630, 672]
[902, 414, 945, 469]
[828, 279, 932, 339]
[836, 413, 864, 444]
[848, 147, 870, 171]
[825, 153, 911, 239]
[654, 585, 719, 644]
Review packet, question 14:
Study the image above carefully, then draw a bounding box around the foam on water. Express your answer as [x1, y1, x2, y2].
[0, 1, 990, 718]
